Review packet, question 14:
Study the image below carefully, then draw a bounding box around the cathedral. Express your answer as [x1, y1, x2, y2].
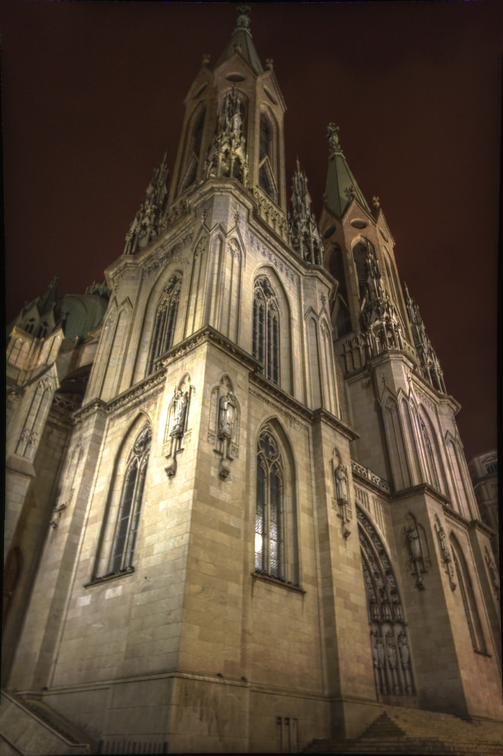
[3, 7, 501, 754]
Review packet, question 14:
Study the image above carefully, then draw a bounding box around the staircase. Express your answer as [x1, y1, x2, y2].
[304, 706, 503, 755]
[0, 691, 96, 755]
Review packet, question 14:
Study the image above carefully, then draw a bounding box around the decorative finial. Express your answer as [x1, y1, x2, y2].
[266, 58, 274, 70]
[372, 196, 380, 210]
[349, 185, 357, 199]
[327, 123, 342, 155]
[236, 6, 251, 30]
[202, 54, 210, 67]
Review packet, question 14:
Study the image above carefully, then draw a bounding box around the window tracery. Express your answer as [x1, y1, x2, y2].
[110, 425, 151, 573]
[255, 428, 284, 580]
[253, 276, 280, 385]
[358, 507, 415, 698]
[147, 273, 182, 374]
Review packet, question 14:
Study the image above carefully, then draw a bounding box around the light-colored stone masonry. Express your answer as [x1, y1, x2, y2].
[4, 9, 501, 753]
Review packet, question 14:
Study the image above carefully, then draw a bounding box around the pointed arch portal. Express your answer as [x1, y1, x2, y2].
[358, 506, 415, 699]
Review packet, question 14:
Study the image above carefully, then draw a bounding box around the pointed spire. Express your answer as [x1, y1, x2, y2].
[288, 159, 323, 265]
[124, 153, 170, 255]
[324, 124, 370, 218]
[215, 6, 264, 75]
[37, 273, 60, 316]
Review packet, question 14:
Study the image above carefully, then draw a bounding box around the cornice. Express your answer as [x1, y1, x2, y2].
[73, 370, 166, 424]
[390, 482, 451, 507]
[158, 325, 262, 373]
[312, 407, 360, 441]
[468, 518, 497, 539]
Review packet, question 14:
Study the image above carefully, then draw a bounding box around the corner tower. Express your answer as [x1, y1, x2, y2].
[4, 7, 501, 755]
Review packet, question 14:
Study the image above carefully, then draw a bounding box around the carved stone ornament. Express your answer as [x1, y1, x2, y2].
[434, 515, 456, 591]
[402, 513, 431, 590]
[485, 547, 500, 599]
[331, 448, 351, 538]
[208, 376, 240, 480]
[165, 374, 193, 478]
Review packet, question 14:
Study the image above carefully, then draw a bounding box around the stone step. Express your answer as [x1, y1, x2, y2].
[0, 692, 94, 756]
[304, 738, 503, 755]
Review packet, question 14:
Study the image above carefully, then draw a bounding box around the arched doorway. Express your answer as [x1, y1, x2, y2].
[358, 507, 415, 699]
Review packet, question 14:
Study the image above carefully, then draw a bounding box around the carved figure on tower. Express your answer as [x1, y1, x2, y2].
[288, 159, 323, 265]
[205, 84, 249, 185]
[404, 282, 447, 394]
[218, 392, 236, 440]
[124, 153, 169, 255]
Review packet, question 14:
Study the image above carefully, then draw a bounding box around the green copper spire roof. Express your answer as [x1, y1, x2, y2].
[215, 6, 264, 75]
[324, 124, 370, 218]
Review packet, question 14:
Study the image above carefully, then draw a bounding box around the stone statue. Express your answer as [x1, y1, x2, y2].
[327, 123, 341, 153]
[398, 633, 410, 669]
[486, 553, 500, 592]
[405, 524, 422, 561]
[387, 637, 397, 669]
[218, 391, 236, 440]
[335, 462, 348, 502]
[437, 521, 451, 564]
[170, 387, 188, 438]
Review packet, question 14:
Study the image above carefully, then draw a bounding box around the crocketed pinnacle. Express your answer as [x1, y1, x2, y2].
[325, 124, 369, 218]
[37, 274, 60, 316]
[214, 6, 264, 75]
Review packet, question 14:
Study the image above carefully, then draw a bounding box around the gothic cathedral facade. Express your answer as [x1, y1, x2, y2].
[4, 8, 501, 754]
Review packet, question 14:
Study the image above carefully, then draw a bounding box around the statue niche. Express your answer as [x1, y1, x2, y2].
[165, 373, 194, 478]
[208, 375, 240, 479]
[330, 447, 351, 538]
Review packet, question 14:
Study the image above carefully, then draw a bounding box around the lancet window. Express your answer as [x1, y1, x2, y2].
[450, 536, 486, 653]
[147, 273, 182, 374]
[253, 276, 280, 385]
[259, 114, 276, 199]
[419, 416, 440, 491]
[255, 429, 284, 579]
[110, 425, 151, 573]
[182, 107, 206, 191]
[358, 507, 415, 699]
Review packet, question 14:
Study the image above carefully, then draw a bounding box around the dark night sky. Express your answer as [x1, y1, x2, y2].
[2, 1, 501, 459]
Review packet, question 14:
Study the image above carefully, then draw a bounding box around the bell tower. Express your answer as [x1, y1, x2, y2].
[169, 5, 287, 211]
[4, 7, 501, 755]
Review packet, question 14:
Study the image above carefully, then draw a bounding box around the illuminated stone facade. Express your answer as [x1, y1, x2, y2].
[4, 8, 501, 754]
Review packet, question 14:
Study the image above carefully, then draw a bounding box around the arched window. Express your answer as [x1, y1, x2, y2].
[110, 425, 151, 573]
[253, 276, 279, 385]
[25, 318, 35, 334]
[418, 415, 440, 491]
[255, 429, 284, 579]
[37, 321, 49, 339]
[451, 536, 486, 653]
[147, 273, 182, 374]
[258, 113, 277, 200]
[180, 107, 206, 192]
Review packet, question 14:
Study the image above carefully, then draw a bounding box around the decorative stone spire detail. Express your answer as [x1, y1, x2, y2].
[37, 273, 60, 316]
[324, 123, 370, 218]
[124, 153, 169, 255]
[214, 5, 263, 75]
[404, 283, 447, 393]
[288, 158, 323, 265]
[327, 123, 344, 157]
[205, 85, 249, 185]
[359, 241, 406, 354]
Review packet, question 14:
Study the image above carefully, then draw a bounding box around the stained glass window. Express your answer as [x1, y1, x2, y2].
[110, 425, 151, 572]
[147, 274, 182, 375]
[255, 429, 284, 579]
[253, 277, 280, 386]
